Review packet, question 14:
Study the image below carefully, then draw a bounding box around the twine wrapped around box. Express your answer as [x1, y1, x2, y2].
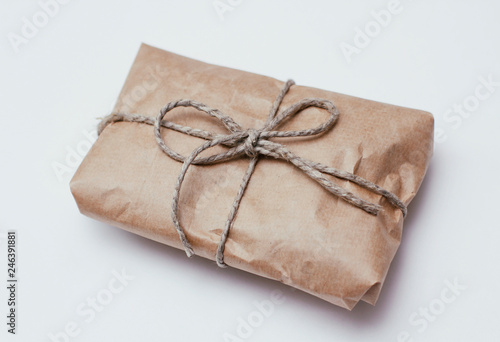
[98, 79, 407, 268]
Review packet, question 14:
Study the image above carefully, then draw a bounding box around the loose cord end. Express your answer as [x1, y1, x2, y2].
[185, 246, 195, 258]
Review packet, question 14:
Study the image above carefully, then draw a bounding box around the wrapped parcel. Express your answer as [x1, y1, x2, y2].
[70, 44, 433, 310]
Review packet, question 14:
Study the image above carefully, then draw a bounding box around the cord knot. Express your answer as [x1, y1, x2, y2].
[243, 129, 262, 158]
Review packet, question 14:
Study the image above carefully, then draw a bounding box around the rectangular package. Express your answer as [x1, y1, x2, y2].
[70, 43, 433, 310]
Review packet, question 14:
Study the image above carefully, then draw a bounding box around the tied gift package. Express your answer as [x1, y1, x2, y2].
[70, 43, 433, 310]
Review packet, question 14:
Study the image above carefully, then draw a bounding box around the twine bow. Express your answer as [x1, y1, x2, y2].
[98, 80, 407, 267]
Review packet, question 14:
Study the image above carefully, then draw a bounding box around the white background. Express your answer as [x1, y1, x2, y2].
[1, 0, 499, 341]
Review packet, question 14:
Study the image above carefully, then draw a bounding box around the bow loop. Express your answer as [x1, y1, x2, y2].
[266, 98, 339, 138]
[154, 99, 248, 165]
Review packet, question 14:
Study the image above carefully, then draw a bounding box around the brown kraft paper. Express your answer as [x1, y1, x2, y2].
[70, 43, 434, 310]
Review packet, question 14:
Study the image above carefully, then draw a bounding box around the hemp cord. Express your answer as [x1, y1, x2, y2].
[98, 80, 407, 267]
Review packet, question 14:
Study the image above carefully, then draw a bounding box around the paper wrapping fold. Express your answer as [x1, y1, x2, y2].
[70, 44, 433, 310]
